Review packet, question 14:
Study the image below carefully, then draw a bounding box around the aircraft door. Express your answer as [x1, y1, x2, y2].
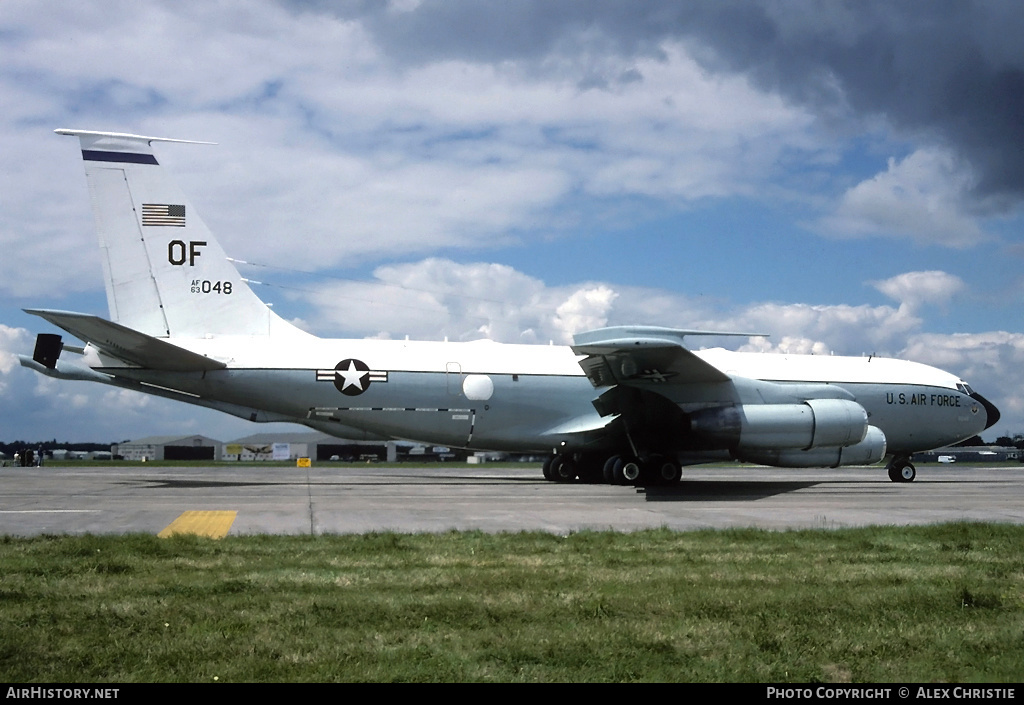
[446, 362, 462, 395]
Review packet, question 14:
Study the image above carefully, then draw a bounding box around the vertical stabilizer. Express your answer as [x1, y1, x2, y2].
[57, 129, 305, 339]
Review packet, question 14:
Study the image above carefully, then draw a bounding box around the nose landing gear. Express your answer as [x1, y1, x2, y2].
[886, 455, 916, 482]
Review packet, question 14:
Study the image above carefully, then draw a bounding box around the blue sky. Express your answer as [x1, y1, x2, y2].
[1, 0, 1023, 443]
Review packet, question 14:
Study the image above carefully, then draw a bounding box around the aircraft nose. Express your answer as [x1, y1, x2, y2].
[971, 392, 1001, 431]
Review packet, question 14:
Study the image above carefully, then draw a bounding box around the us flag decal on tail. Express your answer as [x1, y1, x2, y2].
[142, 203, 186, 226]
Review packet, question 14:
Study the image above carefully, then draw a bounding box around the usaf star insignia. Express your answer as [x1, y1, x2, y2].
[316, 359, 388, 396]
[637, 368, 677, 383]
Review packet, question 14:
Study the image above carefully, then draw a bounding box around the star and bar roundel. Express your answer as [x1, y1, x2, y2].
[316, 359, 388, 396]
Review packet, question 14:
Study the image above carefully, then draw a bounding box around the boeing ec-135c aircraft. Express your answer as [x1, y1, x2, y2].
[20, 129, 1000, 484]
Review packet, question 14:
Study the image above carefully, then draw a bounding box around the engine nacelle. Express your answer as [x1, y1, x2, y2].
[735, 425, 887, 468]
[689, 399, 869, 450]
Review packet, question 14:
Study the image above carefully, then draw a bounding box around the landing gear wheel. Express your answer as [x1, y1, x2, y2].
[602, 455, 620, 484]
[621, 459, 642, 483]
[652, 456, 682, 485]
[610, 456, 642, 485]
[542, 456, 555, 481]
[549, 455, 577, 483]
[887, 459, 916, 483]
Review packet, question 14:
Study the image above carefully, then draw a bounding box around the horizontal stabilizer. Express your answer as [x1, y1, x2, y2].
[54, 128, 217, 146]
[24, 309, 225, 372]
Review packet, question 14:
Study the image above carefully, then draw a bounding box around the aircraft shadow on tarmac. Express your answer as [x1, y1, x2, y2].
[119, 479, 294, 489]
[120, 477, 819, 500]
[639, 480, 819, 502]
[125, 477, 553, 489]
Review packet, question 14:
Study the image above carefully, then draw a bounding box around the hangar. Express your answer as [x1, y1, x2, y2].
[114, 435, 222, 462]
[223, 432, 396, 462]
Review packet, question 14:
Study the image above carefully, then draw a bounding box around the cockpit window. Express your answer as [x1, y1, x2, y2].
[957, 382, 975, 395]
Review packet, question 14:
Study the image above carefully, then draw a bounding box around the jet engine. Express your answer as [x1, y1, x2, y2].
[735, 425, 887, 468]
[689, 398, 870, 451]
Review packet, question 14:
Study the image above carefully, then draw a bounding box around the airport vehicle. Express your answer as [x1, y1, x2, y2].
[20, 130, 1000, 484]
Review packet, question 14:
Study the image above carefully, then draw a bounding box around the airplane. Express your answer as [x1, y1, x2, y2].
[19, 129, 1000, 485]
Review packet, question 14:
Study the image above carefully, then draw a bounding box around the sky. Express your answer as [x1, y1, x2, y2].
[1, 0, 1023, 444]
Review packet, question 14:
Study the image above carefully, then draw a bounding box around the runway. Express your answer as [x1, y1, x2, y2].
[1, 463, 1023, 536]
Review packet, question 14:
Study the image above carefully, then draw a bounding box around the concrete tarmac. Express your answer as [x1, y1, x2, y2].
[1, 463, 1023, 536]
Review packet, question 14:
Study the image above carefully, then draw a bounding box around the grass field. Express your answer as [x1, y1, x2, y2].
[1, 524, 1022, 682]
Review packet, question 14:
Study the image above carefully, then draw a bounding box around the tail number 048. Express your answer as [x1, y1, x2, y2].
[191, 280, 233, 294]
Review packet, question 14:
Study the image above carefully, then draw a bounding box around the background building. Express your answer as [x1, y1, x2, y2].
[916, 446, 1021, 463]
[221, 432, 472, 462]
[114, 435, 222, 462]
[223, 432, 397, 462]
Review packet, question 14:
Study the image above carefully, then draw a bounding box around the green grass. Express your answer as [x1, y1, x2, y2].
[1, 524, 1022, 682]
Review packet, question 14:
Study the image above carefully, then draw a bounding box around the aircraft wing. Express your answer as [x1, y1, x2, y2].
[540, 412, 620, 437]
[571, 326, 754, 387]
[24, 309, 226, 372]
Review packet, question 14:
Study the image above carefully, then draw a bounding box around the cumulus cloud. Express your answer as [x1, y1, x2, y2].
[0, 325, 32, 393]
[347, 0, 1024, 205]
[303, 258, 622, 344]
[903, 331, 1024, 377]
[300, 258, 928, 358]
[870, 270, 967, 314]
[741, 335, 831, 357]
[819, 149, 987, 247]
[552, 285, 618, 341]
[723, 302, 920, 358]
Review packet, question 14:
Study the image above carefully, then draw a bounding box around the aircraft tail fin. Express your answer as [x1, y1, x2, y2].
[57, 129, 307, 340]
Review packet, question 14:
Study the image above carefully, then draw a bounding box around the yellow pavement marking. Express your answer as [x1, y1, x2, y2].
[158, 510, 237, 539]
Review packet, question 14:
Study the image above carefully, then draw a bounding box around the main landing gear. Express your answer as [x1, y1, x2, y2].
[886, 455, 916, 483]
[542, 453, 682, 486]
